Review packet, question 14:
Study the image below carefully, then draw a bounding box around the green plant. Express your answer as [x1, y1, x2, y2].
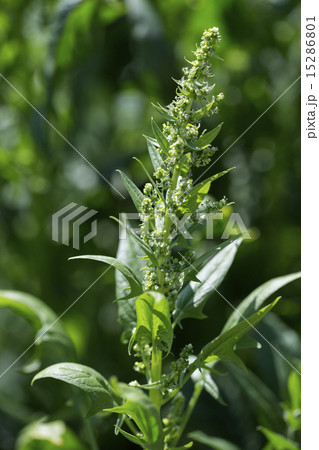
[0, 28, 300, 450]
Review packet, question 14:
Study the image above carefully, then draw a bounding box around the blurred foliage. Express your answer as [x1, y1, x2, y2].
[0, 0, 300, 449]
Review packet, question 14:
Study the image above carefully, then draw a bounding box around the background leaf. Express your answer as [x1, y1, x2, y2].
[258, 427, 300, 449]
[16, 420, 87, 450]
[188, 431, 240, 450]
[0, 291, 75, 371]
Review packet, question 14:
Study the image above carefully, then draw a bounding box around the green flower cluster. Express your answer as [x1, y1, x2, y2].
[139, 27, 226, 296]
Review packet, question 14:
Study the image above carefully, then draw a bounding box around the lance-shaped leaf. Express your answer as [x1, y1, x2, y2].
[129, 292, 173, 355]
[173, 238, 242, 324]
[32, 363, 116, 416]
[69, 255, 143, 300]
[0, 291, 75, 369]
[152, 102, 176, 122]
[105, 384, 165, 450]
[115, 223, 145, 341]
[151, 118, 170, 156]
[227, 363, 285, 431]
[191, 102, 215, 122]
[188, 431, 240, 450]
[111, 216, 158, 267]
[222, 272, 301, 332]
[117, 170, 145, 212]
[176, 152, 191, 177]
[145, 137, 164, 172]
[258, 427, 300, 450]
[170, 443, 193, 449]
[196, 298, 280, 370]
[179, 168, 234, 215]
[183, 236, 242, 282]
[193, 123, 223, 149]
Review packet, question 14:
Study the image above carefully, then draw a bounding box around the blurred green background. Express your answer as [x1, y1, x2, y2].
[0, 0, 300, 449]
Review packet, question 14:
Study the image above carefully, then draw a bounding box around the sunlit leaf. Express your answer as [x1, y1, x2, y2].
[152, 102, 176, 122]
[145, 137, 165, 172]
[179, 168, 234, 214]
[32, 363, 116, 416]
[196, 299, 280, 370]
[115, 223, 145, 341]
[173, 238, 242, 324]
[117, 170, 145, 212]
[223, 272, 301, 332]
[105, 383, 164, 450]
[129, 292, 173, 355]
[258, 427, 300, 449]
[151, 118, 170, 156]
[193, 123, 223, 149]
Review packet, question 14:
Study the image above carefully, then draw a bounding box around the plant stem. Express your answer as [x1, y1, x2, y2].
[149, 345, 162, 411]
[80, 407, 99, 450]
[171, 383, 203, 447]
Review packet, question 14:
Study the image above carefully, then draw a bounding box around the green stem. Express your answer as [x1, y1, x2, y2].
[171, 383, 203, 447]
[149, 345, 162, 411]
[80, 406, 99, 450]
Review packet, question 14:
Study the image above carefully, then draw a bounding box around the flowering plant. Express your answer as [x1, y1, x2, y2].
[0, 27, 300, 450]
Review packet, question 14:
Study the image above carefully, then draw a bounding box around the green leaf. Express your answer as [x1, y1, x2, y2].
[227, 364, 285, 431]
[16, 420, 87, 450]
[69, 255, 143, 300]
[152, 102, 176, 122]
[179, 168, 234, 214]
[111, 216, 158, 267]
[258, 427, 300, 449]
[115, 223, 145, 341]
[188, 431, 240, 450]
[145, 137, 164, 172]
[196, 299, 280, 370]
[170, 443, 193, 449]
[117, 170, 145, 212]
[130, 292, 173, 355]
[222, 272, 301, 332]
[176, 152, 191, 177]
[191, 363, 226, 406]
[191, 102, 215, 122]
[32, 363, 116, 416]
[183, 236, 242, 282]
[105, 384, 165, 450]
[0, 291, 75, 369]
[193, 123, 223, 149]
[173, 238, 242, 324]
[288, 371, 301, 411]
[151, 118, 170, 156]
